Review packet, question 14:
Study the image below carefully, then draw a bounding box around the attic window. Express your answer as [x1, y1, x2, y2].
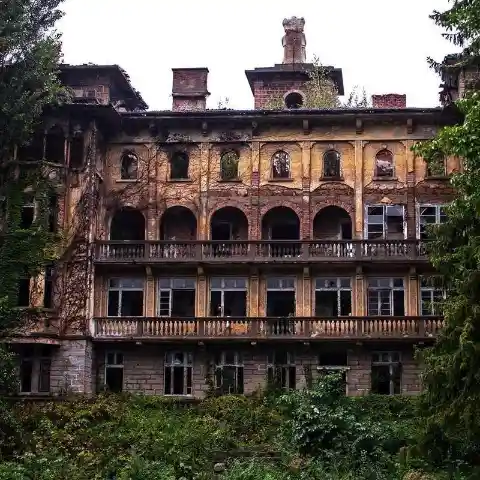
[284, 92, 304, 109]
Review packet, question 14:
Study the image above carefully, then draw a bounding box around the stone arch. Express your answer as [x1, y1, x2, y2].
[313, 205, 353, 240]
[160, 206, 197, 240]
[109, 207, 146, 240]
[209, 206, 249, 240]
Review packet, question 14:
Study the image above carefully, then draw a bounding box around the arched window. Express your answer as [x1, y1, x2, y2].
[170, 152, 189, 180]
[375, 149, 394, 178]
[323, 150, 341, 178]
[284, 91, 304, 109]
[271, 151, 291, 179]
[120, 151, 138, 180]
[220, 151, 239, 180]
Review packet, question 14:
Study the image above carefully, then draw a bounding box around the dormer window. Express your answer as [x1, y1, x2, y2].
[375, 149, 394, 178]
[271, 151, 291, 179]
[170, 152, 190, 180]
[284, 91, 304, 109]
[323, 150, 341, 179]
[120, 151, 138, 180]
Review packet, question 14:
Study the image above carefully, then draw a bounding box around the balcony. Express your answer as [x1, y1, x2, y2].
[93, 316, 442, 341]
[94, 240, 428, 264]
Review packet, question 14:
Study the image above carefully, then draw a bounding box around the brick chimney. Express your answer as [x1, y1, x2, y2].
[282, 17, 306, 64]
[172, 68, 210, 111]
[372, 94, 406, 109]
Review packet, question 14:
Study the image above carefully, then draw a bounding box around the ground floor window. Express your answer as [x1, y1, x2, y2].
[214, 352, 244, 394]
[267, 351, 296, 390]
[318, 350, 348, 392]
[105, 351, 124, 393]
[371, 351, 401, 395]
[19, 345, 52, 394]
[164, 352, 193, 395]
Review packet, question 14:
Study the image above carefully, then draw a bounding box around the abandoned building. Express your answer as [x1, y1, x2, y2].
[8, 16, 466, 397]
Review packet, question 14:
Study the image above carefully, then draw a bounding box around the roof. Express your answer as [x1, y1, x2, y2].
[59, 64, 148, 111]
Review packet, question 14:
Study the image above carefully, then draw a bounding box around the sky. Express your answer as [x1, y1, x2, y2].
[57, 0, 458, 111]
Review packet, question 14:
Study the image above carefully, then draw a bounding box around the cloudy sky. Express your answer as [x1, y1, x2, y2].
[58, 0, 457, 110]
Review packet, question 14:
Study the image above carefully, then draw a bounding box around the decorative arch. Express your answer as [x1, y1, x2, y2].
[109, 207, 145, 240]
[120, 150, 139, 180]
[313, 205, 352, 240]
[160, 206, 197, 240]
[210, 206, 249, 240]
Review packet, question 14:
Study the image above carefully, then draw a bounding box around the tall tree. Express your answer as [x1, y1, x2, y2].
[413, 0, 480, 468]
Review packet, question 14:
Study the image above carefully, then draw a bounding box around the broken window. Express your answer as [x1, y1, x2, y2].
[69, 136, 84, 169]
[323, 150, 341, 178]
[43, 265, 54, 309]
[420, 276, 445, 315]
[214, 351, 244, 394]
[105, 351, 123, 393]
[220, 150, 239, 180]
[210, 277, 247, 317]
[120, 151, 138, 180]
[374, 149, 394, 178]
[20, 196, 35, 229]
[170, 152, 189, 180]
[45, 126, 65, 164]
[271, 150, 290, 179]
[267, 351, 296, 390]
[367, 278, 405, 316]
[267, 277, 296, 334]
[164, 352, 193, 396]
[418, 205, 447, 240]
[48, 195, 58, 233]
[157, 278, 196, 317]
[17, 276, 30, 307]
[371, 351, 401, 395]
[314, 278, 352, 316]
[19, 346, 52, 394]
[107, 278, 144, 317]
[366, 205, 405, 240]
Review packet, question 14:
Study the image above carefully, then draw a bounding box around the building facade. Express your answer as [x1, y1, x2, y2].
[9, 17, 465, 398]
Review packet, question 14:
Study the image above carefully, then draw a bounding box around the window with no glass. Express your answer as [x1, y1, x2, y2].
[267, 351, 296, 390]
[107, 278, 144, 317]
[367, 278, 405, 316]
[164, 352, 193, 396]
[170, 152, 190, 180]
[374, 149, 394, 178]
[419, 276, 445, 315]
[220, 151, 239, 180]
[20, 195, 35, 229]
[43, 264, 54, 309]
[366, 205, 405, 240]
[157, 278, 196, 317]
[210, 277, 247, 316]
[214, 351, 244, 394]
[314, 277, 352, 317]
[19, 346, 52, 394]
[266, 277, 295, 317]
[271, 151, 291, 179]
[418, 205, 446, 239]
[104, 351, 124, 393]
[371, 351, 401, 395]
[322, 150, 341, 178]
[120, 151, 138, 180]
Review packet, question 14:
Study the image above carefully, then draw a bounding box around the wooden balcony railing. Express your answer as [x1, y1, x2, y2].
[93, 316, 442, 340]
[94, 240, 428, 263]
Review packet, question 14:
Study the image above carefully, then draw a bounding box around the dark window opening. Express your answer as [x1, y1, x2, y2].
[164, 352, 193, 395]
[110, 209, 145, 241]
[69, 136, 84, 169]
[38, 357, 51, 392]
[210, 278, 247, 317]
[45, 127, 65, 164]
[19, 346, 51, 394]
[158, 278, 196, 317]
[262, 207, 300, 258]
[285, 92, 304, 109]
[18, 278, 30, 307]
[160, 206, 197, 241]
[371, 352, 401, 395]
[44, 265, 54, 308]
[20, 201, 35, 229]
[48, 195, 58, 233]
[214, 352, 243, 395]
[20, 358, 33, 393]
[120, 151, 138, 180]
[105, 352, 123, 393]
[271, 151, 290, 179]
[267, 278, 296, 335]
[170, 152, 189, 180]
[267, 351, 296, 390]
[267, 290, 295, 317]
[220, 151, 239, 180]
[375, 149, 394, 178]
[367, 278, 405, 316]
[17, 134, 44, 162]
[211, 222, 232, 241]
[323, 150, 341, 178]
[319, 351, 348, 366]
[315, 278, 352, 317]
[108, 278, 144, 317]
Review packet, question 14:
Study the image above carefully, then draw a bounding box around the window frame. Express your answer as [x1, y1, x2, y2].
[210, 277, 247, 316]
[19, 346, 52, 394]
[107, 278, 144, 317]
[364, 204, 406, 240]
[219, 150, 240, 181]
[314, 277, 352, 316]
[419, 276, 446, 316]
[417, 204, 447, 239]
[157, 278, 196, 317]
[266, 351, 296, 390]
[271, 150, 291, 179]
[367, 277, 405, 316]
[322, 150, 341, 179]
[164, 351, 193, 396]
[214, 351, 244, 394]
[374, 149, 395, 178]
[371, 351, 402, 395]
[120, 150, 139, 181]
[169, 151, 190, 180]
[104, 351, 124, 393]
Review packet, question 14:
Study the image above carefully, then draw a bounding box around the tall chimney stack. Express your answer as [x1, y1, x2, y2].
[282, 17, 306, 64]
[171, 68, 210, 111]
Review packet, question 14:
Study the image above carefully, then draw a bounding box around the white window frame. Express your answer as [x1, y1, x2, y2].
[416, 204, 447, 239]
[314, 277, 352, 316]
[107, 278, 144, 317]
[367, 277, 405, 316]
[364, 204, 406, 240]
[164, 351, 193, 396]
[157, 278, 196, 317]
[210, 277, 247, 316]
[419, 276, 446, 316]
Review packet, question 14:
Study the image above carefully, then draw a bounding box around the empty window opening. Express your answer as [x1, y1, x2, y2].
[374, 149, 394, 178]
[158, 278, 196, 317]
[220, 150, 239, 180]
[371, 351, 401, 395]
[20, 196, 35, 229]
[426, 155, 447, 177]
[420, 276, 445, 315]
[19, 346, 52, 394]
[105, 351, 123, 393]
[170, 152, 189, 180]
[315, 278, 352, 316]
[318, 351, 348, 392]
[313, 206, 352, 241]
[211, 221, 232, 241]
[110, 208, 145, 241]
[120, 151, 138, 180]
[45, 126, 65, 164]
[17, 277, 30, 307]
[160, 206, 197, 241]
[262, 206, 300, 257]
[108, 278, 144, 317]
[271, 150, 291, 179]
[210, 277, 247, 317]
[43, 265, 54, 309]
[267, 278, 296, 334]
[267, 351, 296, 390]
[17, 133, 44, 162]
[214, 351, 244, 394]
[19, 348, 33, 393]
[367, 278, 405, 316]
[366, 205, 405, 240]
[323, 150, 341, 178]
[164, 352, 193, 396]
[284, 92, 304, 109]
[48, 195, 58, 233]
[69, 135, 84, 169]
[418, 205, 446, 240]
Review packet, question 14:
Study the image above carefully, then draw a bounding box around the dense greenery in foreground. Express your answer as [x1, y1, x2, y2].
[0, 375, 475, 480]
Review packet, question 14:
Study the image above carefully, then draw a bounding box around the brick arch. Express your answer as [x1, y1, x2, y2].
[207, 204, 250, 226]
[159, 205, 198, 241]
[259, 201, 303, 219]
[209, 205, 250, 241]
[108, 207, 146, 241]
[312, 205, 353, 240]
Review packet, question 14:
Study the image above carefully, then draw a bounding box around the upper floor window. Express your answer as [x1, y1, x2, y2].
[271, 151, 290, 179]
[374, 149, 394, 178]
[426, 155, 447, 177]
[267, 351, 296, 390]
[210, 277, 247, 317]
[284, 91, 304, 109]
[45, 126, 65, 164]
[314, 277, 352, 316]
[164, 352, 193, 396]
[43, 265, 54, 309]
[107, 278, 144, 317]
[214, 351, 244, 395]
[17, 272, 30, 307]
[323, 150, 341, 179]
[220, 151, 239, 181]
[120, 151, 138, 180]
[170, 152, 189, 180]
[371, 351, 401, 395]
[418, 205, 447, 239]
[365, 205, 405, 240]
[69, 134, 84, 169]
[20, 195, 35, 229]
[157, 278, 196, 317]
[420, 276, 445, 316]
[267, 277, 295, 317]
[367, 278, 405, 316]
